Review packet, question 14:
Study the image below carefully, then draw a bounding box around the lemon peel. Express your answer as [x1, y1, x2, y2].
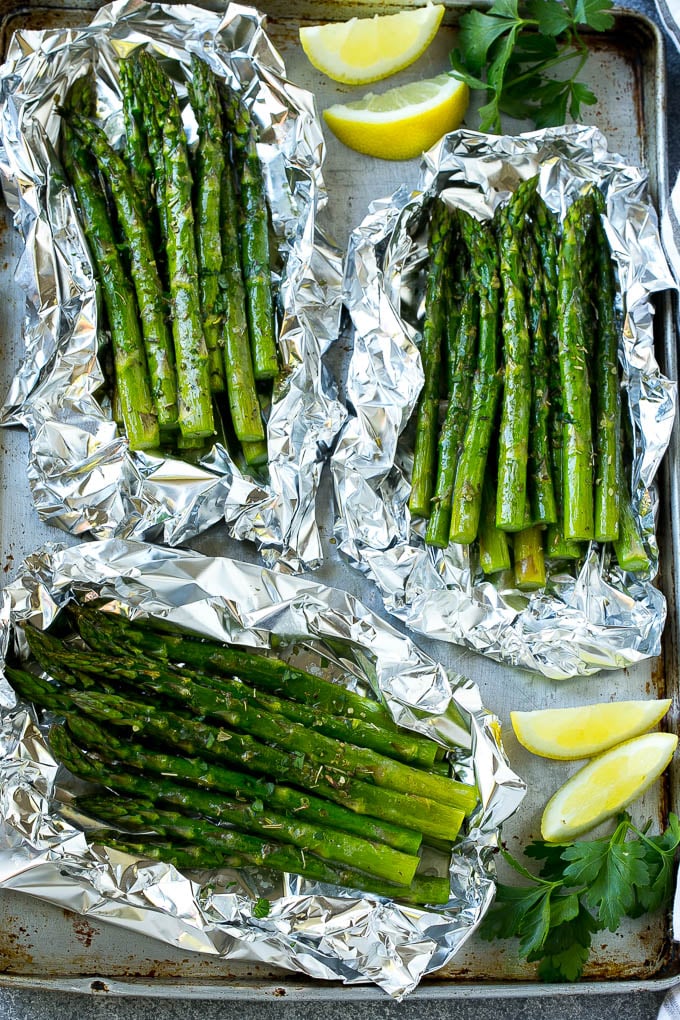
[541, 731, 678, 842]
[511, 698, 672, 760]
[322, 73, 469, 162]
[299, 5, 445, 85]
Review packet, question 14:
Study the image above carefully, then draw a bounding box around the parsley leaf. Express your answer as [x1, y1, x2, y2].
[563, 836, 650, 931]
[573, 0, 615, 31]
[253, 897, 271, 919]
[518, 888, 554, 957]
[480, 814, 680, 980]
[494, 0, 523, 17]
[448, 51, 488, 92]
[451, 0, 613, 132]
[534, 901, 599, 982]
[631, 813, 680, 915]
[457, 10, 519, 75]
[524, 838, 569, 879]
[526, 0, 573, 36]
[480, 883, 549, 942]
[549, 891, 581, 927]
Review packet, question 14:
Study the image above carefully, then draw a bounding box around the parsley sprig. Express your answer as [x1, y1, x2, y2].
[450, 0, 615, 133]
[480, 813, 680, 981]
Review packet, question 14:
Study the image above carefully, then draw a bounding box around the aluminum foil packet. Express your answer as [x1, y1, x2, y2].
[0, 539, 524, 998]
[0, 0, 346, 572]
[332, 125, 677, 680]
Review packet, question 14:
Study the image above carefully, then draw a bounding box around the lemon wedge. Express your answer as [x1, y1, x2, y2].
[541, 731, 678, 842]
[323, 74, 469, 161]
[299, 5, 445, 85]
[511, 698, 672, 760]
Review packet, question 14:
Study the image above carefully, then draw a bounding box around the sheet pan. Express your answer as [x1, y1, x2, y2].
[0, 0, 678, 999]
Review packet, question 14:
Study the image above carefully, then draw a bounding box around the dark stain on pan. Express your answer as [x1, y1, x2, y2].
[428, 905, 675, 983]
[649, 654, 666, 698]
[0, 916, 35, 973]
[578, 26, 645, 153]
[71, 916, 99, 949]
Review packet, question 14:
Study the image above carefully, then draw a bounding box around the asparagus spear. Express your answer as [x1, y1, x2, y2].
[29, 626, 438, 769]
[218, 126, 266, 443]
[525, 228, 557, 526]
[69, 606, 401, 734]
[592, 192, 621, 543]
[535, 200, 582, 562]
[409, 198, 452, 519]
[92, 835, 451, 906]
[613, 491, 650, 572]
[478, 476, 511, 575]
[222, 85, 279, 381]
[60, 86, 159, 452]
[612, 413, 649, 574]
[142, 54, 214, 441]
[95, 835, 237, 870]
[495, 179, 536, 532]
[6, 659, 138, 705]
[409, 397, 440, 521]
[187, 55, 227, 394]
[68, 113, 178, 433]
[448, 216, 502, 544]
[68, 689, 470, 839]
[77, 793, 417, 888]
[241, 438, 268, 466]
[63, 712, 423, 854]
[239, 128, 280, 381]
[51, 726, 420, 886]
[6, 665, 72, 713]
[135, 52, 168, 248]
[513, 523, 547, 591]
[425, 238, 479, 548]
[118, 54, 156, 229]
[556, 192, 596, 542]
[443, 237, 466, 397]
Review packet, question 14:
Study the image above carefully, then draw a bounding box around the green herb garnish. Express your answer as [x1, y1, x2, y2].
[480, 813, 680, 981]
[253, 897, 271, 919]
[450, 0, 615, 133]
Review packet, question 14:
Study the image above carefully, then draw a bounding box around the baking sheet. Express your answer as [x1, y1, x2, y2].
[0, 0, 678, 998]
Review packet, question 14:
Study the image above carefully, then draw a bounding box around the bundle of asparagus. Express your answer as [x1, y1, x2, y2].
[6, 607, 478, 906]
[60, 51, 277, 466]
[409, 178, 648, 590]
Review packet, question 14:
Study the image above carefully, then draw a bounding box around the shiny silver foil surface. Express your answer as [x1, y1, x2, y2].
[332, 126, 676, 680]
[0, 539, 524, 998]
[0, 0, 346, 572]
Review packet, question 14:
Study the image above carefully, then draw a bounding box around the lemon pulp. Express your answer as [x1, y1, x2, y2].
[541, 731, 678, 842]
[323, 74, 469, 162]
[300, 5, 445, 85]
[511, 698, 672, 760]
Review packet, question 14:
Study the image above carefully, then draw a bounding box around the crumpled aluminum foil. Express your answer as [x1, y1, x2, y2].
[0, 0, 347, 572]
[0, 539, 524, 998]
[332, 125, 677, 680]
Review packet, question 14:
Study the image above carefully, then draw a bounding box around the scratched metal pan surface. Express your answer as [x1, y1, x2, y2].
[0, 0, 677, 1000]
